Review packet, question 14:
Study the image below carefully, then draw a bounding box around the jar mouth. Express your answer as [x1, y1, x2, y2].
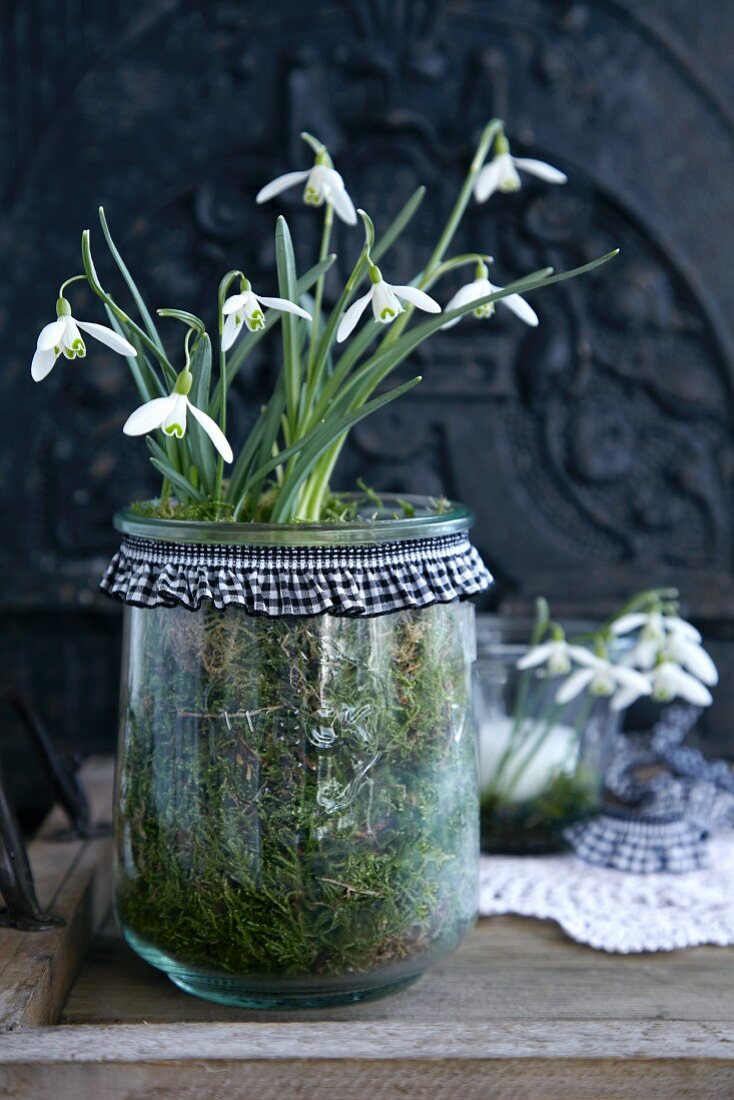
[114, 493, 474, 546]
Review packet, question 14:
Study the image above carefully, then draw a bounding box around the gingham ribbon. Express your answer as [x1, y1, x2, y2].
[99, 532, 492, 617]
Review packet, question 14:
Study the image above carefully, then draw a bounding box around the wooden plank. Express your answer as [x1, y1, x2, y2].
[0, 1058, 733, 1100]
[62, 914, 734, 1026]
[0, 758, 113, 1032]
[0, 1022, 733, 1099]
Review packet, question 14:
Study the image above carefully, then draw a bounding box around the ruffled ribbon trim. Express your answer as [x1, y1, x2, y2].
[99, 533, 492, 617]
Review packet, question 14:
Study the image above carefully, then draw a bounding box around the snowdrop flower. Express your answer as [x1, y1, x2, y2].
[556, 651, 651, 712]
[517, 638, 579, 677]
[256, 136, 357, 225]
[123, 368, 233, 463]
[612, 611, 718, 685]
[647, 660, 713, 707]
[442, 261, 538, 329]
[221, 278, 311, 351]
[474, 133, 567, 204]
[337, 264, 441, 342]
[31, 296, 136, 382]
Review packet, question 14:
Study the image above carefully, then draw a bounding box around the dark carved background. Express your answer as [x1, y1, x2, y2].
[2, 0, 734, 816]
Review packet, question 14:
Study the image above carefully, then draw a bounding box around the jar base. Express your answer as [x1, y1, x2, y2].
[167, 970, 421, 1009]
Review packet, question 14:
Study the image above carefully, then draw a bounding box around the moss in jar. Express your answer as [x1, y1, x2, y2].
[115, 600, 478, 980]
[480, 768, 598, 855]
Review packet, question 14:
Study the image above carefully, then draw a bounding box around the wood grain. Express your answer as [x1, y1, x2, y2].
[0, 758, 113, 1031]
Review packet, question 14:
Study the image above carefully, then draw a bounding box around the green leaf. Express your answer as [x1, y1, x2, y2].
[371, 186, 425, 264]
[148, 452, 204, 504]
[81, 228, 177, 387]
[259, 375, 422, 522]
[338, 250, 619, 413]
[104, 306, 166, 402]
[275, 216, 302, 437]
[185, 334, 216, 494]
[232, 383, 286, 518]
[98, 207, 165, 355]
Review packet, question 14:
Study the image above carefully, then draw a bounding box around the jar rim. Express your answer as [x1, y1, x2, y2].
[114, 493, 474, 546]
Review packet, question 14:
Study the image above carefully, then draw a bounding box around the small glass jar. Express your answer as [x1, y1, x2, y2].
[111, 497, 483, 1008]
[474, 617, 620, 854]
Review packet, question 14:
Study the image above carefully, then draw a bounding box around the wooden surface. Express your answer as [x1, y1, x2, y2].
[0, 757, 112, 1032]
[1, 760, 734, 1096]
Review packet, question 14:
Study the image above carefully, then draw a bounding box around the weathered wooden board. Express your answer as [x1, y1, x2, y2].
[0, 758, 113, 1032]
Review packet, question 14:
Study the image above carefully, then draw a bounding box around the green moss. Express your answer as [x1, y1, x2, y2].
[115, 602, 478, 982]
[480, 770, 598, 855]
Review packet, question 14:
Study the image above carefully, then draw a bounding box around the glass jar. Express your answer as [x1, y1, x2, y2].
[474, 617, 620, 855]
[111, 498, 482, 1008]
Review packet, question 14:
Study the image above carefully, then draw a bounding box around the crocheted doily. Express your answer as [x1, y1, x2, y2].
[479, 834, 734, 953]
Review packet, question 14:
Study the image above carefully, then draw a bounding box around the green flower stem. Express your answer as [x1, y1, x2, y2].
[81, 230, 176, 384]
[379, 118, 503, 350]
[307, 202, 334, 381]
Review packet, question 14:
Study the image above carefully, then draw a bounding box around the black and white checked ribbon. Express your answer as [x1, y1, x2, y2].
[99, 532, 492, 617]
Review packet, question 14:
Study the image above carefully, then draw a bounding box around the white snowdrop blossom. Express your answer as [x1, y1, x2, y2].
[31, 297, 136, 382]
[555, 651, 652, 712]
[123, 369, 233, 463]
[442, 262, 538, 329]
[221, 279, 311, 351]
[474, 134, 567, 204]
[256, 146, 357, 226]
[517, 638, 578, 677]
[647, 660, 713, 707]
[336, 265, 441, 342]
[611, 611, 718, 685]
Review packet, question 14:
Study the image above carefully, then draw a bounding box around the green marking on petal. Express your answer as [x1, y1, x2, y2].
[379, 307, 396, 321]
[246, 311, 265, 331]
[473, 303, 495, 319]
[499, 178, 521, 193]
[304, 187, 324, 207]
[163, 423, 185, 438]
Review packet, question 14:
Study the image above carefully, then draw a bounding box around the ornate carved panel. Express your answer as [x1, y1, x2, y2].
[2, 0, 734, 780]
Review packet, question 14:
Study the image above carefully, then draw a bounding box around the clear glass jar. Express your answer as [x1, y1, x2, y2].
[474, 617, 620, 855]
[113, 499, 479, 1008]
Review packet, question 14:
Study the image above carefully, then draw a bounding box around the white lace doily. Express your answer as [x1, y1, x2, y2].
[479, 834, 734, 953]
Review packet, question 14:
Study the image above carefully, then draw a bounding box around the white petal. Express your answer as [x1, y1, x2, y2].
[610, 683, 646, 711]
[188, 401, 234, 463]
[474, 158, 504, 203]
[512, 157, 567, 184]
[610, 613, 650, 635]
[614, 666, 652, 694]
[221, 312, 242, 351]
[675, 640, 718, 686]
[654, 664, 712, 706]
[392, 285, 442, 313]
[162, 393, 188, 437]
[326, 180, 357, 225]
[556, 668, 595, 705]
[566, 647, 604, 669]
[36, 318, 66, 351]
[666, 616, 702, 643]
[516, 642, 554, 670]
[256, 169, 310, 204]
[255, 294, 312, 320]
[336, 290, 372, 342]
[442, 280, 489, 330]
[371, 281, 404, 324]
[123, 395, 177, 436]
[60, 317, 85, 355]
[222, 293, 248, 315]
[76, 320, 136, 356]
[499, 292, 539, 326]
[31, 346, 59, 381]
